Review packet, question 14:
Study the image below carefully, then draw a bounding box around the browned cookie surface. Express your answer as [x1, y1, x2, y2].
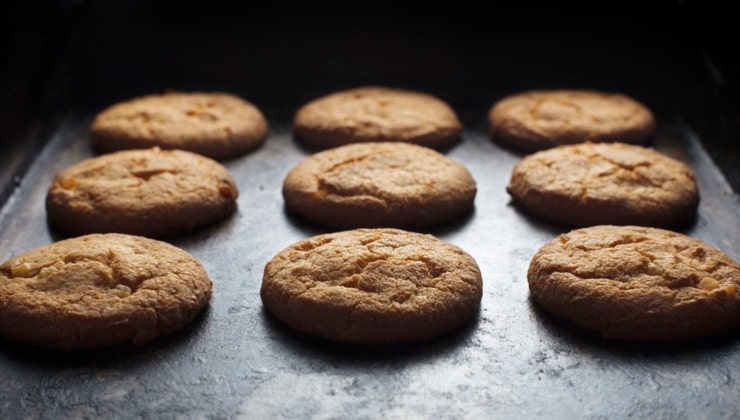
[507, 142, 699, 227]
[0, 233, 212, 349]
[489, 89, 655, 152]
[46, 148, 238, 238]
[91, 91, 268, 159]
[528, 225, 740, 340]
[293, 86, 463, 150]
[282, 142, 477, 229]
[261, 228, 483, 344]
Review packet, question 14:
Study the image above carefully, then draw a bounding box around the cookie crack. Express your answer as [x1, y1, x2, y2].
[316, 177, 379, 198]
[565, 237, 651, 253]
[294, 237, 335, 253]
[418, 256, 447, 279]
[184, 109, 219, 122]
[596, 154, 653, 172]
[363, 98, 394, 119]
[104, 110, 170, 125]
[352, 257, 448, 293]
[550, 253, 735, 291]
[4, 256, 145, 298]
[129, 167, 179, 181]
[554, 269, 697, 291]
[323, 155, 375, 173]
[40, 252, 150, 294]
[585, 107, 634, 125]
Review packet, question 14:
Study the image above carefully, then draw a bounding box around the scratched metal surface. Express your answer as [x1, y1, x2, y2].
[0, 108, 738, 418]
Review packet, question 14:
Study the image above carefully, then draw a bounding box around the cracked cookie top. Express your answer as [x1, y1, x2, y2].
[260, 228, 483, 344]
[293, 86, 463, 150]
[46, 148, 238, 238]
[528, 225, 740, 340]
[91, 91, 268, 159]
[507, 142, 699, 227]
[282, 142, 476, 229]
[489, 89, 655, 152]
[0, 233, 212, 349]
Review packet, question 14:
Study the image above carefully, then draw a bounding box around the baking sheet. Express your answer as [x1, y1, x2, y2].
[0, 108, 738, 418]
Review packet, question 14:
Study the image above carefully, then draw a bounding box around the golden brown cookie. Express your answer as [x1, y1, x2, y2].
[282, 142, 476, 229]
[489, 89, 656, 152]
[0, 233, 213, 350]
[91, 91, 268, 160]
[506, 142, 699, 227]
[46, 148, 239, 238]
[261, 228, 483, 344]
[293, 86, 463, 150]
[528, 225, 740, 340]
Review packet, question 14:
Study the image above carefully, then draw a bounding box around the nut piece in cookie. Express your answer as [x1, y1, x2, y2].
[488, 89, 655, 152]
[261, 228, 483, 344]
[293, 86, 463, 150]
[0, 233, 213, 350]
[91, 91, 268, 160]
[46, 148, 239, 238]
[506, 142, 699, 227]
[282, 142, 477, 229]
[527, 225, 740, 340]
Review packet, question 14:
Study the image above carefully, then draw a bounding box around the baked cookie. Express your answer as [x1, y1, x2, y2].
[293, 86, 463, 150]
[91, 91, 268, 160]
[0, 233, 212, 349]
[506, 142, 699, 227]
[46, 148, 238, 238]
[528, 225, 740, 340]
[261, 228, 483, 344]
[282, 142, 477, 229]
[489, 89, 655, 152]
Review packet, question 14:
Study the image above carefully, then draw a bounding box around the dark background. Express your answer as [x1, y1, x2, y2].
[1, 0, 738, 203]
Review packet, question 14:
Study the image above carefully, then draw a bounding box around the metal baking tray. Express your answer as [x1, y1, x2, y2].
[1, 110, 739, 418]
[2, 1, 739, 418]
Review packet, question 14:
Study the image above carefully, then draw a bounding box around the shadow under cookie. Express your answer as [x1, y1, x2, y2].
[527, 297, 740, 354]
[259, 304, 481, 362]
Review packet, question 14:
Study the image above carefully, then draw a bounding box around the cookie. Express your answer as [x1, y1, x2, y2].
[0, 233, 212, 349]
[528, 225, 740, 340]
[293, 86, 463, 150]
[488, 89, 656, 152]
[260, 228, 483, 344]
[282, 142, 477, 229]
[506, 142, 699, 227]
[46, 148, 238, 238]
[91, 91, 268, 160]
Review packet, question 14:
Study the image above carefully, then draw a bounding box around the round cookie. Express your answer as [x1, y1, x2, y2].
[0, 233, 212, 349]
[261, 228, 483, 344]
[46, 148, 239, 238]
[293, 86, 463, 150]
[528, 225, 740, 340]
[282, 142, 477, 229]
[506, 142, 699, 227]
[91, 91, 268, 160]
[488, 89, 656, 152]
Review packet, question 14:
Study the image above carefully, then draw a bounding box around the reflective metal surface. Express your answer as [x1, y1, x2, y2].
[0, 110, 738, 418]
